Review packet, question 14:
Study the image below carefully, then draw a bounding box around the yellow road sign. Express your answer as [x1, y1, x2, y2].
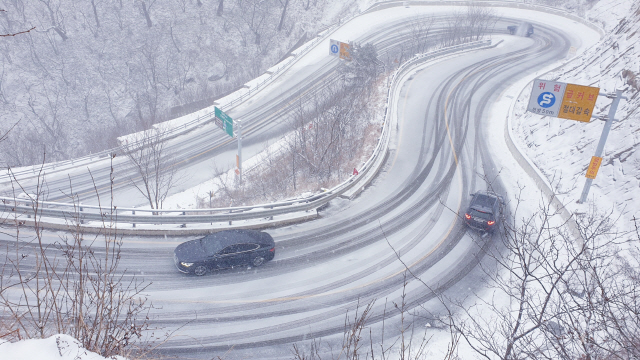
[585, 156, 603, 179]
[558, 83, 599, 122]
[339, 42, 351, 61]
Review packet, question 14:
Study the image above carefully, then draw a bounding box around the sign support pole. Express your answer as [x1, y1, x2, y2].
[237, 120, 242, 184]
[578, 90, 623, 203]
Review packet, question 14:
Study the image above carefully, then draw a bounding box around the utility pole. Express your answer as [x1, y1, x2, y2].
[237, 119, 242, 183]
[578, 89, 625, 203]
[214, 106, 241, 184]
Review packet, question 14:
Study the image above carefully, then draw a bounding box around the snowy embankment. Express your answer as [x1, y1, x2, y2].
[512, 0, 640, 233]
[0, 335, 127, 360]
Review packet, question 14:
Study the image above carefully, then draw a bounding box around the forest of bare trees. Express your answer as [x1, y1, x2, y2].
[0, 159, 160, 358]
[204, 6, 498, 208]
[440, 196, 640, 359]
[379, 5, 497, 69]
[0, 0, 337, 167]
[203, 41, 384, 207]
[290, 193, 640, 360]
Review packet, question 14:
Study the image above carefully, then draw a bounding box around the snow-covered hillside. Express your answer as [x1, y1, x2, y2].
[2, 1, 638, 359]
[512, 0, 640, 233]
[0, 0, 355, 166]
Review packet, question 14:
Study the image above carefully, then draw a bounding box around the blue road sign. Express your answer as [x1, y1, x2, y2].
[527, 79, 566, 117]
[330, 39, 340, 57]
[537, 92, 556, 108]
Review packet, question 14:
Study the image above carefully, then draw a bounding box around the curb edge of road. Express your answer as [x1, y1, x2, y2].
[503, 83, 583, 240]
[502, 48, 605, 242]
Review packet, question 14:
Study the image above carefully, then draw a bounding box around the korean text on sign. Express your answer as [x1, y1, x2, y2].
[558, 84, 599, 123]
[585, 156, 603, 179]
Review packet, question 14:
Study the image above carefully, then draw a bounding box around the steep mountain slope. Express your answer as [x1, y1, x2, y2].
[512, 0, 640, 232]
[0, 0, 358, 166]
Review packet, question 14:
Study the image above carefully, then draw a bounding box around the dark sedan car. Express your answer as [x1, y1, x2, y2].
[464, 191, 502, 233]
[174, 229, 275, 276]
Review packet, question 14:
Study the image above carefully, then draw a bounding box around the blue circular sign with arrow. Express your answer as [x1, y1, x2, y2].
[537, 92, 556, 108]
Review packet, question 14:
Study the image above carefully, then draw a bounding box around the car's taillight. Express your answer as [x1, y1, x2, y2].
[465, 213, 471, 220]
[269, 247, 275, 252]
[487, 220, 495, 226]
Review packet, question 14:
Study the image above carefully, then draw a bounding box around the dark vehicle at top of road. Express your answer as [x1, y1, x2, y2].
[507, 22, 534, 37]
[174, 229, 275, 276]
[464, 191, 502, 233]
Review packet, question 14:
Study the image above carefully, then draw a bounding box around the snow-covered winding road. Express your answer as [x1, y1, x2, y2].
[0, 4, 601, 360]
[120, 7, 597, 359]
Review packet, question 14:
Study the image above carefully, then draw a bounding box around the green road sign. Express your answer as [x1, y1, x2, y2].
[215, 107, 234, 138]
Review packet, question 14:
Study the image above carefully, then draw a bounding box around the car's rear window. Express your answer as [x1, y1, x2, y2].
[470, 209, 492, 220]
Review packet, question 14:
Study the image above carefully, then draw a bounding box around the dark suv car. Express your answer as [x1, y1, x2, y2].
[174, 229, 275, 276]
[464, 191, 502, 233]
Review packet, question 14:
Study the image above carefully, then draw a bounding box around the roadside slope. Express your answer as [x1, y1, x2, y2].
[512, 0, 640, 230]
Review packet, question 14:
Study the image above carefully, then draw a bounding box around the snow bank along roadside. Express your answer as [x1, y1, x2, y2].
[0, 334, 128, 360]
[493, 11, 602, 237]
[511, 0, 640, 235]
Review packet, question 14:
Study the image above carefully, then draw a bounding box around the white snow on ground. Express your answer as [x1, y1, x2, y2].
[161, 136, 292, 209]
[0, 334, 127, 360]
[512, 0, 640, 235]
[425, 0, 638, 358]
[4, 1, 638, 359]
[161, 2, 610, 211]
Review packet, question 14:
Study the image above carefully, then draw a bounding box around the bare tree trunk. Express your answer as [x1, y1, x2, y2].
[141, 1, 152, 27]
[123, 126, 179, 211]
[169, 23, 181, 53]
[216, 0, 223, 16]
[38, 0, 68, 40]
[90, 0, 100, 28]
[277, 0, 289, 32]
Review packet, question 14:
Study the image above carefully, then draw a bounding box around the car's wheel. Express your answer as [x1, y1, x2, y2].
[252, 256, 265, 267]
[194, 265, 207, 276]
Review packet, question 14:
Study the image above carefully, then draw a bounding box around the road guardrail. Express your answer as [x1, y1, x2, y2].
[2, 0, 600, 233]
[0, 40, 493, 232]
